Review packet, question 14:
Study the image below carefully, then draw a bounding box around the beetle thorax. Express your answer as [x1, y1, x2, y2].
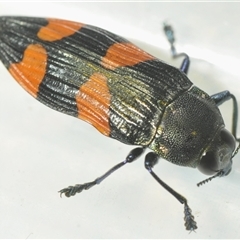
[149, 86, 224, 168]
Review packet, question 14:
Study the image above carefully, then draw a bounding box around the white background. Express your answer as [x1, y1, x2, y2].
[0, 2, 240, 239]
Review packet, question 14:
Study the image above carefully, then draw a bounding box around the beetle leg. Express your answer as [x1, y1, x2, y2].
[59, 147, 145, 197]
[211, 90, 232, 106]
[144, 152, 197, 232]
[211, 91, 239, 141]
[179, 56, 190, 75]
[163, 23, 190, 74]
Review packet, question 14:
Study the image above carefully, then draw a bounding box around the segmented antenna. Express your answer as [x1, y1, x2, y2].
[197, 141, 240, 187]
[197, 171, 222, 187]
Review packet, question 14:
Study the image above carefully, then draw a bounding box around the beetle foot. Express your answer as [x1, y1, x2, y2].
[184, 203, 197, 232]
[59, 181, 96, 197]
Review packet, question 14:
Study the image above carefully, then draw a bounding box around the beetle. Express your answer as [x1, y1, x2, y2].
[0, 16, 239, 231]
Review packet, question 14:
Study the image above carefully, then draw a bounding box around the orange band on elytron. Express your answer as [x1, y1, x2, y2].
[9, 44, 47, 98]
[101, 42, 154, 70]
[76, 72, 111, 136]
[38, 18, 84, 41]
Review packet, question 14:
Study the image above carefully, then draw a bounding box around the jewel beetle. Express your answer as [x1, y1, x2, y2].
[0, 16, 239, 232]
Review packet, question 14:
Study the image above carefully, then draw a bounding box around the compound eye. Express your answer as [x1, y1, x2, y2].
[198, 151, 218, 175]
[220, 129, 236, 153]
[198, 128, 235, 176]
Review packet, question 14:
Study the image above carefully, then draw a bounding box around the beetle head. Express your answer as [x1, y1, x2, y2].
[198, 128, 236, 176]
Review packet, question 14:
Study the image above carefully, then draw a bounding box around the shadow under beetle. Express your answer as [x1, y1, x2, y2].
[0, 17, 239, 232]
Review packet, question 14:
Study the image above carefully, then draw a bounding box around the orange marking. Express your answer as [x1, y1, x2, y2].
[9, 44, 47, 98]
[38, 18, 84, 41]
[76, 73, 111, 136]
[101, 42, 154, 70]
